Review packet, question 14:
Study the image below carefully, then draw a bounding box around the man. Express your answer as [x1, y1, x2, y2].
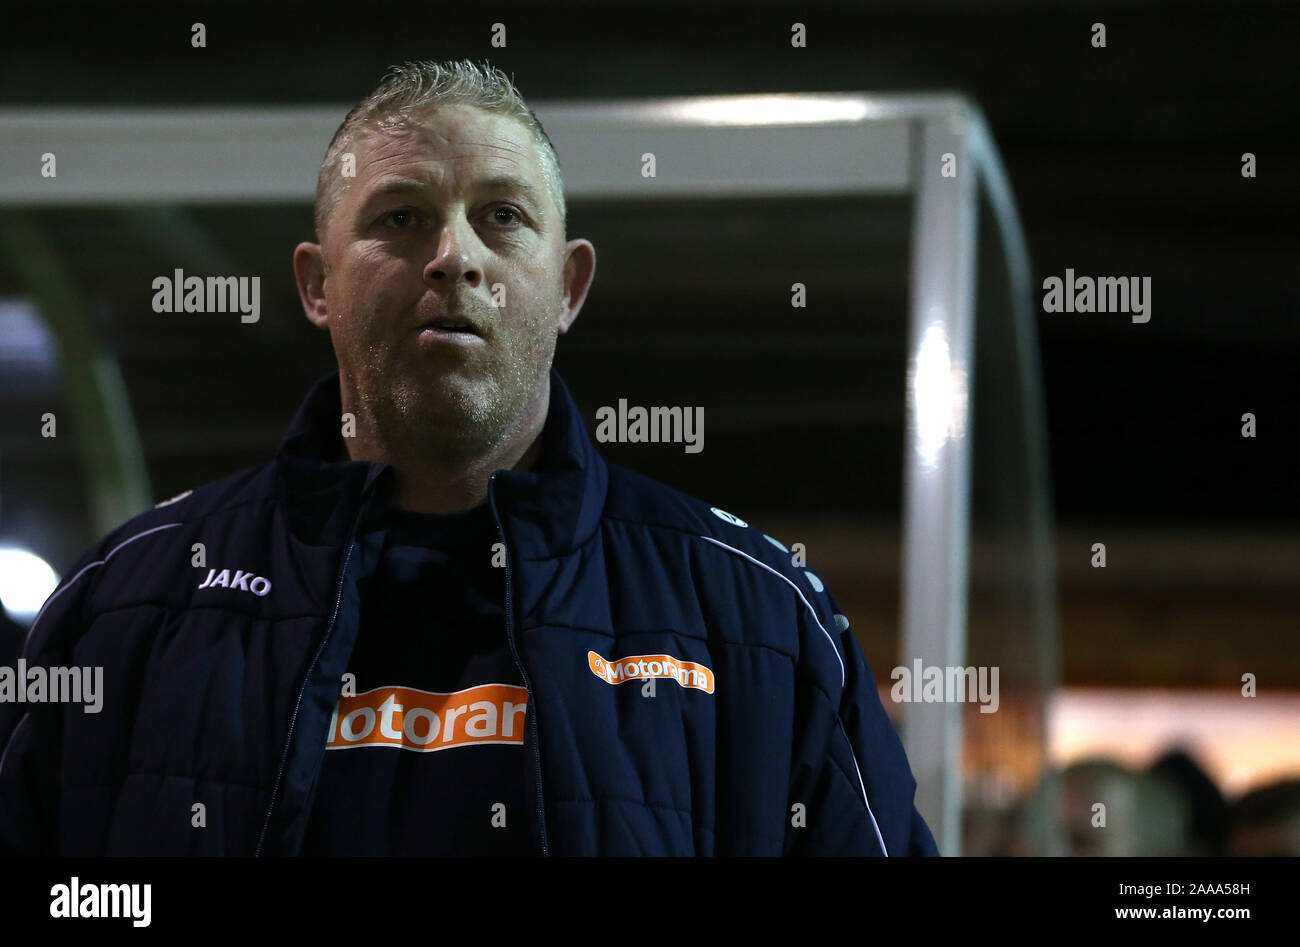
[0, 59, 938, 856]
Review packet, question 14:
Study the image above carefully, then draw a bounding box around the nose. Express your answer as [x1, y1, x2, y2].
[423, 222, 482, 289]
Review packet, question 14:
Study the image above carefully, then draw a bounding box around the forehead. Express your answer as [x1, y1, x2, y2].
[349, 105, 542, 192]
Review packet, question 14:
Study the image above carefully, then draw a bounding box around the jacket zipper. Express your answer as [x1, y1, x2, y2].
[489, 472, 549, 857]
[254, 496, 368, 856]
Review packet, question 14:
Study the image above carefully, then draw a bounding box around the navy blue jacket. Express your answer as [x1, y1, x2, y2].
[0, 369, 938, 856]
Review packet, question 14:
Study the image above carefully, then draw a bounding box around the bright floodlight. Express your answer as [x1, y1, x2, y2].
[0, 547, 59, 621]
[672, 94, 873, 126]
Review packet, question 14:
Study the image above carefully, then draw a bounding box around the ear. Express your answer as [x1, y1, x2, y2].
[556, 238, 596, 335]
[294, 241, 330, 330]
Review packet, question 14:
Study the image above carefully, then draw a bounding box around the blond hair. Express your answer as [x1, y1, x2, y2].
[314, 58, 566, 238]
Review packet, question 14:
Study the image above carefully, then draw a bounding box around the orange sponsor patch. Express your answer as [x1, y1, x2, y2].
[587, 651, 715, 694]
[324, 683, 529, 752]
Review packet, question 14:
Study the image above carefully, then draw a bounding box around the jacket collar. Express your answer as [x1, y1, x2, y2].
[273, 367, 608, 558]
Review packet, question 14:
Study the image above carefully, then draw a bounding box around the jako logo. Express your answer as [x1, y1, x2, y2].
[326, 683, 529, 752]
[196, 568, 271, 596]
[588, 651, 715, 694]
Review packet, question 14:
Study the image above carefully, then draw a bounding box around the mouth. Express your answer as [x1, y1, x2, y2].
[418, 315, 482, 338]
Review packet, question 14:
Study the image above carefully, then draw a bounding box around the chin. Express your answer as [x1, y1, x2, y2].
[402, 374, 495, 426]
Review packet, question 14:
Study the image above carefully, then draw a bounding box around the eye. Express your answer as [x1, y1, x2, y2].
[489, 205, 523, 226]
[382, 208, 420, 229]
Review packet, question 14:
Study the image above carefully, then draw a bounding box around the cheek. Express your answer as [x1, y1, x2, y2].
[333, 256, 410, 319]
[507, 273, 560, 325]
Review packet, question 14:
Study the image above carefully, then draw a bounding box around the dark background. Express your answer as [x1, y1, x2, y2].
[0, 0, 1296, 689]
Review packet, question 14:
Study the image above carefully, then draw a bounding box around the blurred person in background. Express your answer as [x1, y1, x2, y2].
[1148, 748, 1229, 857]
[1227, 779, 1300, 856]
[1010, 758, 1192, 856]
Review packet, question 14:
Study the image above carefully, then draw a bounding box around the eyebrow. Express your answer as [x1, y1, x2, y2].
[361, 173, 544, 213]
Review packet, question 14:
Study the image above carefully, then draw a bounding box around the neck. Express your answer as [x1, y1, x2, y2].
[343, 384, 550, 515]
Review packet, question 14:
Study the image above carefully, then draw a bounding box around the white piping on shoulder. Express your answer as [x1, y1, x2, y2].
[699, 535, 844, 687]
[22, 522, 184, 653]
[698, 534, 889, 856]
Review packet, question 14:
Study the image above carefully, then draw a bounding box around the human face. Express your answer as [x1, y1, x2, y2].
[299, 104, 592, 464]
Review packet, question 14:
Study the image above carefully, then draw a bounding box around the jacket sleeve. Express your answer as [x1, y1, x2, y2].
[0, 546, 100, 856]
[784, 589, 940, 857]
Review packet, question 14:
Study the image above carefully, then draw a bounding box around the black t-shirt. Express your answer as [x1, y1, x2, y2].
[299, 498, 534, 856]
